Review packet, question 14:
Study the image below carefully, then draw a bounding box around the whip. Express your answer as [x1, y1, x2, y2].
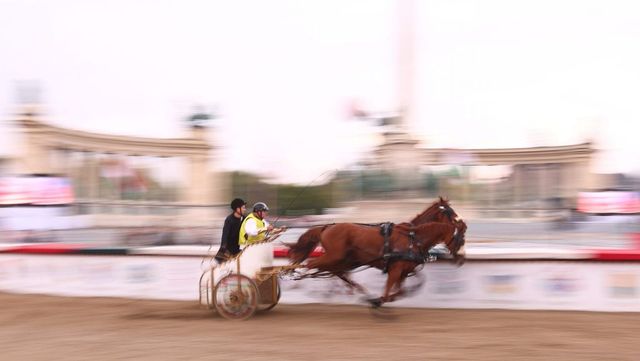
[271, 169, 337, 227]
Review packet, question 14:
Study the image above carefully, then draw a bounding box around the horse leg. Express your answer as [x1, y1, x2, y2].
[383, 272, 410, 303]
[336, 273, 370, 296]
[368, 264, 403, 308]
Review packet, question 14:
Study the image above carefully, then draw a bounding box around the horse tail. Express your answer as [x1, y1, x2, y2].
[288, 225, 330, 264]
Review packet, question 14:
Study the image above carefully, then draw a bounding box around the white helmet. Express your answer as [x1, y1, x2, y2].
[252, 202, 269, 212]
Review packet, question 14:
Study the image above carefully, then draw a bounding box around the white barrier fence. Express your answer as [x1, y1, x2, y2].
[0, 254, 638, 312]
[282, 261, 640, 312]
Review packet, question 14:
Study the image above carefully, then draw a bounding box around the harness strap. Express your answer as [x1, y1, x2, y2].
[381, 227, 434, 273]
[380, 222, 394, 273]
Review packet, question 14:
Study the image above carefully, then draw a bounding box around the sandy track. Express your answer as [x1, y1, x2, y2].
[0, 292, 638, 361]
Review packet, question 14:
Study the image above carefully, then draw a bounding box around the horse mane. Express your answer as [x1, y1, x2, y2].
[415, 221, 454, 235]
[409, 196, 450, 225]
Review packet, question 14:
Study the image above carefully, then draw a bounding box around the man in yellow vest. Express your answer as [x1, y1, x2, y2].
[239, 202, 278, 247]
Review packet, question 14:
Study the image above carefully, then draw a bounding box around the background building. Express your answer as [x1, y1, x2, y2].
[9, 105, 227, 228]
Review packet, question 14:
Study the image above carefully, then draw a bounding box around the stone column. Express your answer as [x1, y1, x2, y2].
[186, 154, 208, 204]
[579, 159, 594, 190]
[538, 163, 548, 210]
[512, 164, 522, 205]
[87, 152, 99, 200]
[489, 168, 496, 208]
[184, 153, 211, 226]
[561, 162, 578, 208]
[21, 131, 51, 174]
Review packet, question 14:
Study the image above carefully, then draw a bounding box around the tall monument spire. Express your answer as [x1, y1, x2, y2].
[396, 0, 416, 131]
[379, 0, 418, 146]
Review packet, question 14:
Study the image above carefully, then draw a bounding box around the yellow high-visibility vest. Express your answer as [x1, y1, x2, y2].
[239, 212, 266, 246]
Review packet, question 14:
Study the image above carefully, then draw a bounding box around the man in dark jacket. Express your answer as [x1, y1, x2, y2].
[214, 198, 246, 263]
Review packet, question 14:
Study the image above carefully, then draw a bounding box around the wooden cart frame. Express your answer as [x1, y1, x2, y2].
[199, 232, 296, 320]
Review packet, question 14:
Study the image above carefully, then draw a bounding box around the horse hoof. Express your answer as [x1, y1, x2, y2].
[367, 298, 383, 308]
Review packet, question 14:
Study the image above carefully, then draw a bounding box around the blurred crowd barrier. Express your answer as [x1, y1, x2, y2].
[0, 248, 638, 312]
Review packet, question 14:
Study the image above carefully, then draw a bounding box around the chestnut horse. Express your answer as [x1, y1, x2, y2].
[288, 198, 466, 307]
[288, 197, 463, 264]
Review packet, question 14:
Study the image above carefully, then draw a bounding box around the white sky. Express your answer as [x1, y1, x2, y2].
[1, 0, 639, 183]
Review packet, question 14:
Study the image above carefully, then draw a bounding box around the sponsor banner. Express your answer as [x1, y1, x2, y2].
[0, 255, 638, 312]
[0, 176, 74, 206]
[578, 191, 640, 214]
[0, 207, 91, 231]
[0, 255, 200, 300]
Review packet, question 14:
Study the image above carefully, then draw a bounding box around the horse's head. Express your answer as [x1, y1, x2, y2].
[411, 219, 466, 255]
[410, 196, 461, 226]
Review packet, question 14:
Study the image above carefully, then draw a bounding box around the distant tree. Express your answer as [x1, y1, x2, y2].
[228, 171, 337, 216]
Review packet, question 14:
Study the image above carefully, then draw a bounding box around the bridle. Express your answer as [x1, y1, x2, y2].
[438, 204, 457, 222]
[425, 213, 464, 258]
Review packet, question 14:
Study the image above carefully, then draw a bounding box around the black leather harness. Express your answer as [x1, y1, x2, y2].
[380, 222, 429, 273]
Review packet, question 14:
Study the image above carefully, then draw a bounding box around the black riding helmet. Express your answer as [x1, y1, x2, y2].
[252, 202, 269, 212]
[230, 198, 246, 210]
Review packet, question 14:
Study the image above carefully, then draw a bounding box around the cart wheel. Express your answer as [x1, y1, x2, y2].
[213, 274, 258, 320]
[258, 280, 281, 312]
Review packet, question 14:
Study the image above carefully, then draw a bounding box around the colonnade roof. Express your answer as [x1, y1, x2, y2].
[376, 140, 594, 165]
[20, 115, 211, 157]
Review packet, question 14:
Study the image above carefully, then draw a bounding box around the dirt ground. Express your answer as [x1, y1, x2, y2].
[0, 292, 638, 361]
